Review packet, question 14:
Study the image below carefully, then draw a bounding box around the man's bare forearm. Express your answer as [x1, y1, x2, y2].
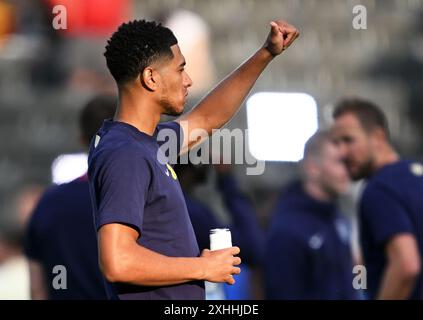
[99, 224, 240, 287]
[377, 263, 417, 299]
[101, 241, 205, 286]
[181, 47, 274, 135]
[377, 234, 421, 299]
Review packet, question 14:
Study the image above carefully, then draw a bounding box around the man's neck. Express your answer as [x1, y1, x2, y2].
[303, 181, 334, 203]
[115, 86, 161, 136]
[373, 144, 400, 172]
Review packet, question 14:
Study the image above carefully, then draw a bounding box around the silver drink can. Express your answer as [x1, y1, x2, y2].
[209, 228, 232, 251]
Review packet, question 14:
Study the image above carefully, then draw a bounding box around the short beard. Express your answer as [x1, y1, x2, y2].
[348, 159, 373, 181]
[160, 93, 183, 117]
[163, 103, 183, 116]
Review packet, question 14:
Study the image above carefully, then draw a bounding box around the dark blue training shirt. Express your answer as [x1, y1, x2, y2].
[88, 120, 204, 300]
[265, 182, 357, 300]
[24, 175, 108, 300]
[360, 160, 423, 300]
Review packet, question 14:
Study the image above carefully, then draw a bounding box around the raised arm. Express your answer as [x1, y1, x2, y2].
[176, 20, 299, 152]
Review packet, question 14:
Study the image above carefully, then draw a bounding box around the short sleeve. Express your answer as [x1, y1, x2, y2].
[155, 121, 184, 164]
[360, 183, 414, 247]
[94, 148, 151, 236]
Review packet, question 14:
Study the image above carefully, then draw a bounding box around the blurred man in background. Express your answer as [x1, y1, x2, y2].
[174, 162, 264, 299]
[265, 131, 357, 299]
[24, 95, 116, 299]
[0, 183, 43, 299]
[332, 98, 423, 300]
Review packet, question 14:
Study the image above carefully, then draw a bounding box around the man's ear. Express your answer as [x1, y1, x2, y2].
[140, 67, 159, 91]
[371, 127, 387, 144]
[302, 159, 320, 180]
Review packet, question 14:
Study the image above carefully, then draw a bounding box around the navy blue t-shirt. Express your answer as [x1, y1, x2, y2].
[88, 120, 204, 300]
[360, 160, 423, 300]
[265, 182, 357, 300]
[24, 175, 108, 300]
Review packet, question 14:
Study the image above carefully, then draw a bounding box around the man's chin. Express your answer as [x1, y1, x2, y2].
[349, 168, 368, 181]
[162, 105, 184, 117]
[163, 110, 183, 117]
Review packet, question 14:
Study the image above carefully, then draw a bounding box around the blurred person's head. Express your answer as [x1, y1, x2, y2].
[104, 20, 192, 116]
[301, 131, 350, 201]
[14, 184, 44, 228]
[331, 98, 394, 181]
[79, 95, 117, 146]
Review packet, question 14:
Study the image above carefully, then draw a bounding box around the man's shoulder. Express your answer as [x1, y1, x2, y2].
[38, 180, 85, 206]
[364, 160, 423, 196]
[88, 139, 157, 187]
[29, 180, 90, 227]
[90, 137, 152, 166]
[371, 160, 421, 181]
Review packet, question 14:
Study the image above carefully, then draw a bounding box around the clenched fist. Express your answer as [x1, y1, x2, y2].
[264, 19, 300, 56]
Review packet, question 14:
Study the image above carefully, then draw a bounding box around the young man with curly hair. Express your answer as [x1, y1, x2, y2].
[88, 19, 299, 300]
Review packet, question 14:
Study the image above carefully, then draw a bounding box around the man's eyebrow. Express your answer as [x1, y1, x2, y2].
[179, 61, 186, 68]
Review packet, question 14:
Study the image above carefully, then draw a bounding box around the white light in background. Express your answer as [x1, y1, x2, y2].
[246, 92, 318, 162]
[51, 153, 88, 184]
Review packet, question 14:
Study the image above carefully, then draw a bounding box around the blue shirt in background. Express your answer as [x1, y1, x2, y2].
[186, 173, 264, 265]
[185, 173, 264, 299]
[24, 175, 108, 300]
[88, 120, 204, 300]
[360, 160, 423, 300]
[265, 182, 357, 300]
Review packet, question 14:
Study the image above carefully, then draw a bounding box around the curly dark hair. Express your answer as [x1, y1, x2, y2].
[104, 20, 178, 85]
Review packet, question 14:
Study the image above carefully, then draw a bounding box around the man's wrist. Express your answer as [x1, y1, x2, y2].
[191, 257, 208, 281]
[260, 46, 278, 61]
[262, 44, 284, 59]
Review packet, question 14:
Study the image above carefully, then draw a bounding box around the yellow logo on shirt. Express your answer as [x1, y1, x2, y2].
[166, 163, 178, 180]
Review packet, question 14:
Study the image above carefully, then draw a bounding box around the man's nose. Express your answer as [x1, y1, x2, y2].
[185, 73, 193, 87]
